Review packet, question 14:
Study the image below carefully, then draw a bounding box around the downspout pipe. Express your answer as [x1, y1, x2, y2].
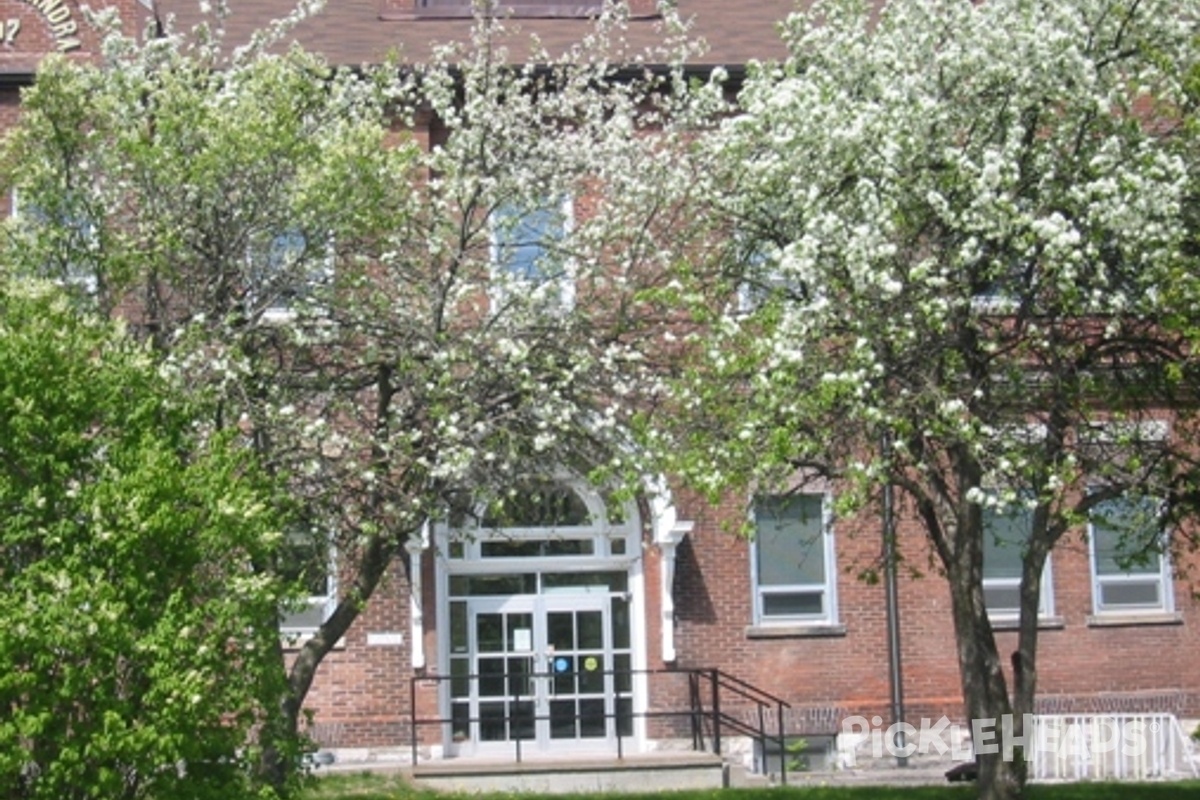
[882, 433, 908, 767]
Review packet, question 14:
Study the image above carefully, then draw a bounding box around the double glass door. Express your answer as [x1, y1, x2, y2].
[448, 592, 632, 754]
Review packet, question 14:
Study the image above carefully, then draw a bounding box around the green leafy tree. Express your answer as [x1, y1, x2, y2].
[670, 1, 1200, 798]
[0, 280, 294, 800]
[1, 2, 709, 779]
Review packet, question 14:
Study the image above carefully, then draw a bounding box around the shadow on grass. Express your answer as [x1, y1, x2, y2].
[303, 774, 1200, 800]
[303, 771, 426, 800]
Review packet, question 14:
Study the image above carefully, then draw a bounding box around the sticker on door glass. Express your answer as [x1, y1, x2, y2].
[554, 657, 570, 673]
[512, 628, 532, 652]
[584, 656, 598, 672]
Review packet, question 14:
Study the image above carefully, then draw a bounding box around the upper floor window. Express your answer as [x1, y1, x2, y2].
[1089, 494, 1172, 614]
[972, 256, 1030, 309]
[11, 189, 97, 296]
[481, 483, 593, 528]
[735, 239, 803, 313]
[751, 493, 837, 625]
[490, 197, 574, 310]
[247, 229, 333, 321]
[981, 502, 1053, 620]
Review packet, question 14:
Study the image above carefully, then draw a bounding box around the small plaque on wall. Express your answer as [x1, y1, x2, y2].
[366, 632, 405, 647]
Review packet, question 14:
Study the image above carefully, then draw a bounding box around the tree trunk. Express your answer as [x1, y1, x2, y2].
[258, 531, 402, 791]
[256, 630, 303, 790]
[947, 569, 1026, 800]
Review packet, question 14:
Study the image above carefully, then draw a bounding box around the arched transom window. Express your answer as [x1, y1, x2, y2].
[444, 479, 637, 562]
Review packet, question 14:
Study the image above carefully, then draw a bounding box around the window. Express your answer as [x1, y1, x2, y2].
[752, 494, 836, 625]
[11, 189, 97, 295]
[444, 480, 636, 562]
[247, 229, 333, 320]
[981, 503, 1053, 620]
[972, 256, 1031, 309]
[490, 197, 574, 309]
[482, 483, 594, 528]
[1089, 495, 1172, 614]
[279, 532, 336, 638]
[735, 239, 798, 313]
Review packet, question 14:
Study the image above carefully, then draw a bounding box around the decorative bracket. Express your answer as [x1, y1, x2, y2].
[648, 480, 693, 663]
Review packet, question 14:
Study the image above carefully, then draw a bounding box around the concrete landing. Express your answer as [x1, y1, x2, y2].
[410, 752, 725, 794]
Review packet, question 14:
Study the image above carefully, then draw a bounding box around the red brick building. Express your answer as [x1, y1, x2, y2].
[4, 0, 1198, 773]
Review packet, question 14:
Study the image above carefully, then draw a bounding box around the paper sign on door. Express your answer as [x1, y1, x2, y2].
[513, 628, 532, 652]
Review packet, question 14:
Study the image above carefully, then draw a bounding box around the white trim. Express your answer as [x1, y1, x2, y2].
[11, 187, 98, 294]
[248, 229, 335, 323]
[433, 475, 653, 756]
[982, 564, 1054, 622]
[446, 479, 637, 562]
[407, 521, 431, 669]
[279, 535, 337, 639]
[980, 502, 1055, 621]
[648, 479, 692, 663]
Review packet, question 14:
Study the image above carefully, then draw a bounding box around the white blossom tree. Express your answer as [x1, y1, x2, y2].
[1, 1, 711, 781]
[668, 1, 1200, 798]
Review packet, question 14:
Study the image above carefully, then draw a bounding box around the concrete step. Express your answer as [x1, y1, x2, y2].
[410, 752, 725, 794]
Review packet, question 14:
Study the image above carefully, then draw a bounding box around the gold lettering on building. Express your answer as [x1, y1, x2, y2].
[18, 0, 82, 51]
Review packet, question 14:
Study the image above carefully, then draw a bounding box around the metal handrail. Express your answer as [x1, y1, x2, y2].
[408, 666, 792, 784]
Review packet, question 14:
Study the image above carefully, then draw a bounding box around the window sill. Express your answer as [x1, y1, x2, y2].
[1086, 612, 1182, 628]
[989, 616, 1065, 631]
[745, 623, 847, 639]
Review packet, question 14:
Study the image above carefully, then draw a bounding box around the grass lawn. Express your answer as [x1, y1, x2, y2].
[302, 773, 1200, 800]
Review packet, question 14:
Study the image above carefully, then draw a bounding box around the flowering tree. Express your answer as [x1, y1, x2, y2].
[1, 1, 707, 778]
[671, 1, 1200, 797]
[0, 280, 293, 800]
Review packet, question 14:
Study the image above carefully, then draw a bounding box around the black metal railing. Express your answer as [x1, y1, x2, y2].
[408, 666, 792, 784]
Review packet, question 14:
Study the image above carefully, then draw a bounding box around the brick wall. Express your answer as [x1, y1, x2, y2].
[668, 489, 1200, 737]
[294, 479, 1200, 750]
[296, 559, 418, 748]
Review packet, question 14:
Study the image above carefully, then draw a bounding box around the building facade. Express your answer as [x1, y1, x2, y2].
[4, 0, 1199, 770]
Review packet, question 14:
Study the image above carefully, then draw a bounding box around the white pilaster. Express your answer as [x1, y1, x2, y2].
[406, 520, 431, 669]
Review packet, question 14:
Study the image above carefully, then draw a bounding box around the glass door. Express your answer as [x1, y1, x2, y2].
[456, 597, 537, 752]
[544, 596, 612, 745]
[451, 592, 623, 755]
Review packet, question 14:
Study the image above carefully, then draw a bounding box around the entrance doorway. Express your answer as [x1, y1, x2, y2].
[437, 480, 644, 758]
[446, 576, 634, 756]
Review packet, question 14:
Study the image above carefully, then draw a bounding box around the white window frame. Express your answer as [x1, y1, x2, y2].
[750, 493, 838, 627]
[489, 195, 575, 311]
[1088, 495, 1173, 616]
[980, 502, 1054, 621]
[733, 235, 807, 315]
[969, 252, 1033, 313]
[247, 228, 335, 323]
[444, 480, 638, 563]
[279, 533, 337, 640]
